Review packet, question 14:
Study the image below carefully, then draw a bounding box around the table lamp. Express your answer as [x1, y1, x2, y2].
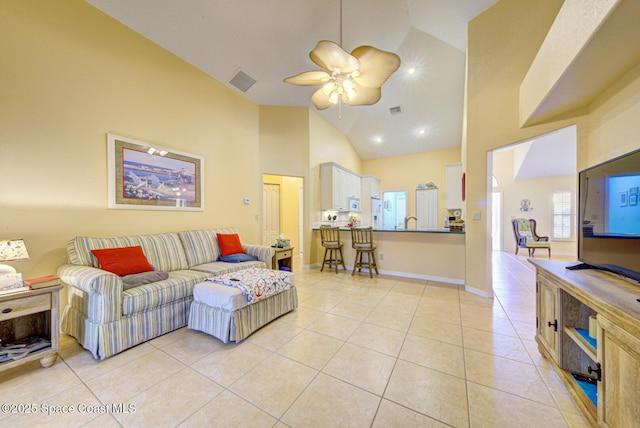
[0, 239, 30, 274]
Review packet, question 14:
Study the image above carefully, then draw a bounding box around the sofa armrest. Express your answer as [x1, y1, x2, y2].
[243, 244, 276, 267]
[57, 264, 123, 323]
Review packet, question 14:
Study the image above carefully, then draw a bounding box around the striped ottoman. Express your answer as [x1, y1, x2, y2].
[188, 268, 297, 343]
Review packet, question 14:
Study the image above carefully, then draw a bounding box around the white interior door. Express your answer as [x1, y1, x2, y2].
[262, 184, 280, 246]
[298, 186, 304, 257]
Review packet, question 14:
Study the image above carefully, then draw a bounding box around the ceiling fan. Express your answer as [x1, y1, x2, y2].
[283, 1, 401, 111]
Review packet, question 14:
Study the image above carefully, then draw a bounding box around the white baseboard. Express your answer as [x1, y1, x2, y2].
[303, 264, 493, 299]
[301, 263, 464, 286]
[463, 285, 493, 298]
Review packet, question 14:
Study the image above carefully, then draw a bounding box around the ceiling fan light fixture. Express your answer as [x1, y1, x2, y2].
[322, 81, 336, 95]
[283, 1, 400, 113]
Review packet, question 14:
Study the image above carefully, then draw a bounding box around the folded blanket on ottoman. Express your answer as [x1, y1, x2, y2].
[205, 267, 293, 303]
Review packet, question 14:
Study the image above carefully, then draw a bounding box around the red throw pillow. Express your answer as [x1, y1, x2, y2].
[217, 233, 243, 257]
[91, 246, 154, 277]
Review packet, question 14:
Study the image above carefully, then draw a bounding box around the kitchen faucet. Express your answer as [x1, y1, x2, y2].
[404, 216, 417, 229]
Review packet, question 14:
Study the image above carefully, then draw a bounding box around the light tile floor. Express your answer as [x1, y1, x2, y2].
[0, 252, 592, 427]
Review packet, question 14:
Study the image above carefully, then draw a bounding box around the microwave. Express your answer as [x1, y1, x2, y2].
[349, 197, 361, 212]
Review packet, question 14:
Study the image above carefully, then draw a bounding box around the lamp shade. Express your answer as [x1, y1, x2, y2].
[0, 239, 30, 262]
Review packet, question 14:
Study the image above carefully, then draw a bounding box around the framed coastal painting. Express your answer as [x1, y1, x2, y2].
[107, 133, 204, 211]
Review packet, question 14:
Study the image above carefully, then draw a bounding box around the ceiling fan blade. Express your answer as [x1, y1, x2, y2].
[351, 45, 401, 88]
[310, 88, 334, 110]
[344, 85, 381, 106]
[310, 41, 359, 73]
[283, 70, 331, 86]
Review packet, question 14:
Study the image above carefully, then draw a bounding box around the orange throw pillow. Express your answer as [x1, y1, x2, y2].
[217, 233, 244, 257]
[91, 246, 154, 277]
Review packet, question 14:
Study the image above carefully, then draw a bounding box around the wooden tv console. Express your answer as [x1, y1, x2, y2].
[530, 260, 640, 427]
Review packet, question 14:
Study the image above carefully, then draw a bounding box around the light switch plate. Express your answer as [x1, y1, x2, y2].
[472, 211, 481, 220]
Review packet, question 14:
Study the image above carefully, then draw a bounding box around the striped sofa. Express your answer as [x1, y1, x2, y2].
[59, 228, 275, 360]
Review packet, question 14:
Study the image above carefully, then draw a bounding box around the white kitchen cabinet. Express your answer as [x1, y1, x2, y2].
[416, 188, 438, 230]
[347, 171, 361, 200]
[361, 175, 380, 199]
[445, 162, 463, 210]
[320, 162, 361, 211]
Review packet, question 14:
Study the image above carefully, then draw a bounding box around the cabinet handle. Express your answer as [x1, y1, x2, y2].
[1, 308, 12, 314]
[547, 320, 557, 331]
[587, 363, 602, 381]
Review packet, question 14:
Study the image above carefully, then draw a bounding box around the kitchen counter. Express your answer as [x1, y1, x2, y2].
[312, 226, 464, 234]
[311, 226, 465, 284]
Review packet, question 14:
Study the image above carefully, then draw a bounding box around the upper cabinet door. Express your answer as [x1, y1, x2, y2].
[416, 188, 438, 230]
[320, 162, 362, 211]
[361, 175, 380, 199]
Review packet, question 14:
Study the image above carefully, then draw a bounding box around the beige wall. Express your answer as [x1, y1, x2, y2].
[586, 64, 640, 168]
[259, 106, 310, 261]
[466, 0, 577, 295]
[259, 106, 310, 178]
[307, 111, 363, 266]
[363, 147, 461, 226]
[1, 0, 262, 279]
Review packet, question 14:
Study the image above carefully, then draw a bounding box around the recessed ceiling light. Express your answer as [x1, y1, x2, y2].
[375, 136, 382, 143]
[408, 67, 416, 75]
[419, 129, 425, 135]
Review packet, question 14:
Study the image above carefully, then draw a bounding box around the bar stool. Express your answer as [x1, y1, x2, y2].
[320, 226, 346, 273]
[350, 227, 378, 278]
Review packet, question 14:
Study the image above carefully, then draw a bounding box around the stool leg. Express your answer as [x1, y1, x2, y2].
[371, 251, 378, 275]
[352, 250, 358, 276]
[321, 248, 328, 271]
[334, 249, 338, 273]
[367, 251, 373, 278]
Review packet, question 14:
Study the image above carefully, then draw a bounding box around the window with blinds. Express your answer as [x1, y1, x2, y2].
[552, 191, 573, 239]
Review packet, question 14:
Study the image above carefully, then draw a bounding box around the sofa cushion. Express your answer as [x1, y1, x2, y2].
[217, 233, 243, 257]
[91, 246, 154, 276]
[121, 270, 210, 316]
[178, 227, 239, 267]
[68, 233, 190, 272]
[122, 271, 170, 291]
[190, 260, 266, 276]
[218, 253, 259, 263]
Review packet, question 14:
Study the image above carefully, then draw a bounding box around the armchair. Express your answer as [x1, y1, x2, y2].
[511, 218, 550, 257]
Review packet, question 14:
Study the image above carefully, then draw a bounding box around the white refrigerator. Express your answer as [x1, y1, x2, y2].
[371, 198, 382, 229]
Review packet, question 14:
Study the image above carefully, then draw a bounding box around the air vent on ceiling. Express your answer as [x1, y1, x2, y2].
[389, 105, 403, 115]
[228, 69, 256, 93]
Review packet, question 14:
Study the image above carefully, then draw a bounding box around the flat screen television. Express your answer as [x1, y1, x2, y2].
[569, 148, 640, 282]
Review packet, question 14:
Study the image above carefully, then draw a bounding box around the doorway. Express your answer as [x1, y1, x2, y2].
[262, 183, 280, 246]
[262, 174, 304, 258]
[382, 190, 407, 229]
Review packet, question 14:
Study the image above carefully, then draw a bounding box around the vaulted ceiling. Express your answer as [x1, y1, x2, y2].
[86, 0, 499, 160]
